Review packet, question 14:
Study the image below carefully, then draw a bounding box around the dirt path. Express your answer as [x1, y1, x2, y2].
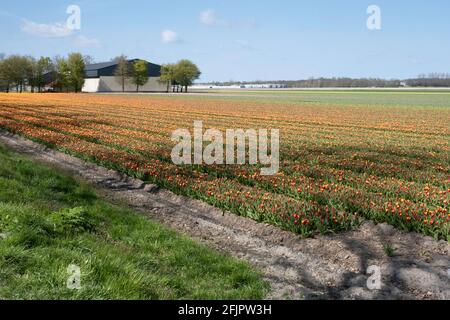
[0, 130, 449, 300]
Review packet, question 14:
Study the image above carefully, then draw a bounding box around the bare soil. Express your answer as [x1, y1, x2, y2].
[0, 130, 448, 300]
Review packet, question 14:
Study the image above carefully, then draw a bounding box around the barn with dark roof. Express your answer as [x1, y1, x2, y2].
[82, 59, 166, 92]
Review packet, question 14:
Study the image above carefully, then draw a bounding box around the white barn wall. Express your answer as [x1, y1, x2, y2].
[82, 76, 166, 93]
[82, 79, 100, 93]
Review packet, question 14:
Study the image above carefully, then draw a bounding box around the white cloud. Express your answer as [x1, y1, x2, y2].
[200, 9, 228, 27]
[161, 30, 179, 43]
[21, 18, 101, 48]
[74, 35, 101, 48]
[21, 19, 73, 38]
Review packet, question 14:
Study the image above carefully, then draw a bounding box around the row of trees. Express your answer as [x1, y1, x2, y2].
[287, 77, 403, 88]
[405, 74, 450, 87]
[54, 53, 87, 92]
[0, 52, 201, 93]
[114, 56, 201, 93]
[0, 55, 52, 93]
[205, 78, 402, 88]
[113, 56, 152, 92]
[159, 60, 201, 93]
[0, 53, 87, 93]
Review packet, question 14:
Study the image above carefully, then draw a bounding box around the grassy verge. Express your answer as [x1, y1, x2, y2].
[0, 144, 267, 299]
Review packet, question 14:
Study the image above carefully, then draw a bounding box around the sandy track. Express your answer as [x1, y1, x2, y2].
[0, 130, 448, 300]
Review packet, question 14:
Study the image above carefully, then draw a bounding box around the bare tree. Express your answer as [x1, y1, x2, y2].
[83, 55, 95, 65]
[113, 55, 131, 92]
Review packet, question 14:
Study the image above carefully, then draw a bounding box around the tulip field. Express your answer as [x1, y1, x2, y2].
[0, 92, 448, 240]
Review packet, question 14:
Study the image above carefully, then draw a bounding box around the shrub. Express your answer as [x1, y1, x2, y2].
[50, 206, 98, 234]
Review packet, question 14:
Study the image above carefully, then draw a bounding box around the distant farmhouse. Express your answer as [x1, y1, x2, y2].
[82, 59, 166, 93]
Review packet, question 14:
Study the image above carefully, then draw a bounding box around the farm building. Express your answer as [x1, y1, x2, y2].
[82, 59, 167, 93]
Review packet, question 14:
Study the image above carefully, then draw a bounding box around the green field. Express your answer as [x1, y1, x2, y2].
[188, 89, 450, 108]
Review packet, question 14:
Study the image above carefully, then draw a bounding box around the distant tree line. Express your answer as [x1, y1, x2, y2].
[404, 73, 450, 87]
[203, 74, 450, 89]
[272, 78, 402, 88]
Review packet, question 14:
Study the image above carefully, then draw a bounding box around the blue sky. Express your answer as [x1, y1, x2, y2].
[1, 0, 449, 82]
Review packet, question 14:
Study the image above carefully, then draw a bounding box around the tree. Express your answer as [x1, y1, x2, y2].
[113, 55, 131, 92]
[83, 55, 95, 65]
[36, 57, 54, 92]
[54, 56, 70, 92]
[24, 56, 38, 93]
[131, 60, 148, 92]
[67, 52, 86, 93]
[2, 55, 29, 93]
[0, 55, 18, 93]
[173, 60, 201, 93]
[0, 56, 6, 92]
[159, 63, 176, 93]
[0, 55, 54, 93]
